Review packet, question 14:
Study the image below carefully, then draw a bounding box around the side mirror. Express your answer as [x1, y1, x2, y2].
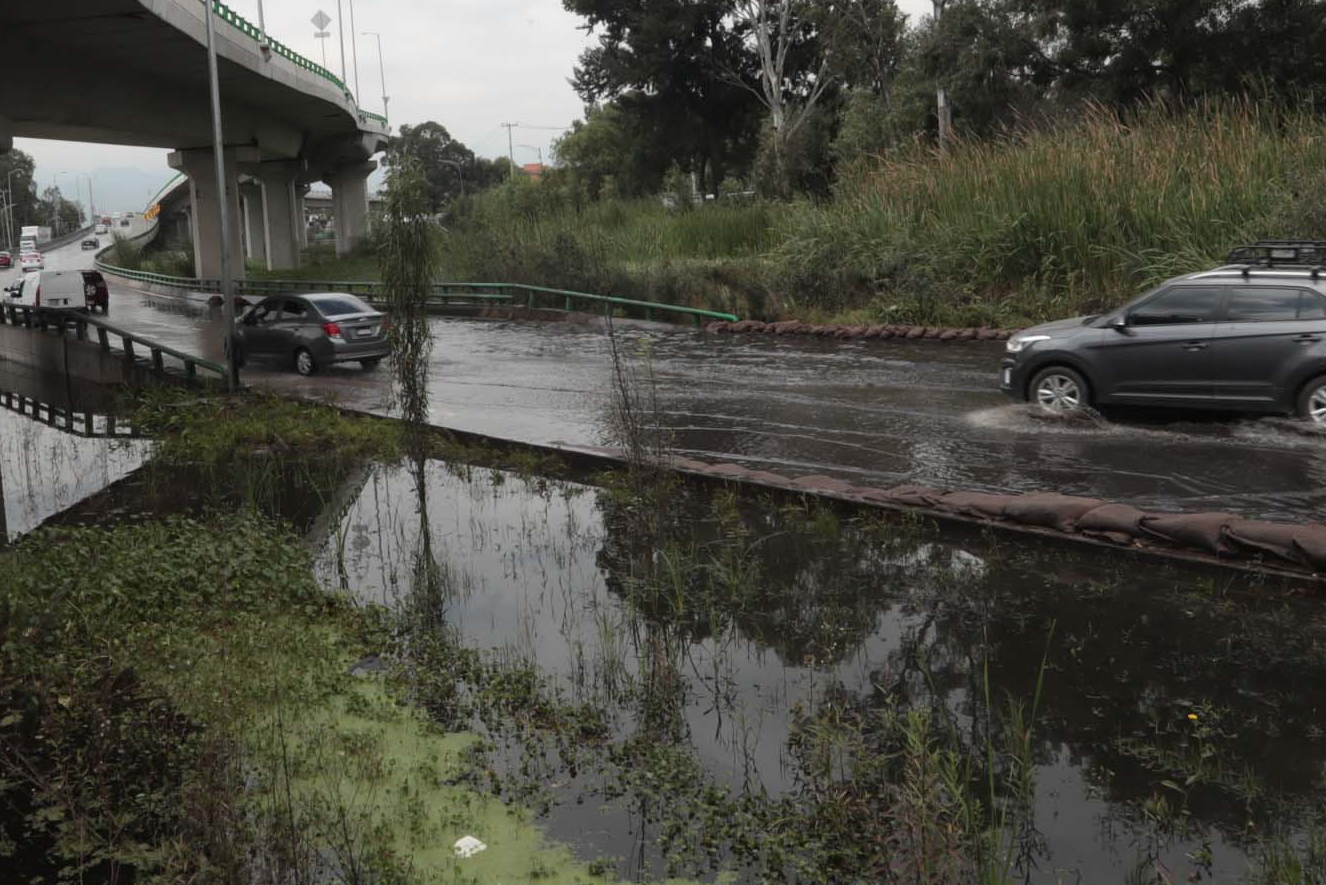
[1109, 315, 1129, 332]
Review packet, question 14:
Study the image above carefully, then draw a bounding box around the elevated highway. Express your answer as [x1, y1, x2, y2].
[0, 0, 389, 277]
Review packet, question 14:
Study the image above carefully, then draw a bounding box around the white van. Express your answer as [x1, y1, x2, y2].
[4, 271, 91, 312]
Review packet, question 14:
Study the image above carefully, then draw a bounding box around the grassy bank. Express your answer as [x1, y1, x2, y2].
[775, 100, 1326, 328]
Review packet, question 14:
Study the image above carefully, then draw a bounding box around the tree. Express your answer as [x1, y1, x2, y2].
[0, 150, 40, 244]
[565, 0, 762, 193]
[728, 0, 837, 196]
[553, 104, 648, 200]
[815, 0, 908, 95]
[383, 122, 479, 212]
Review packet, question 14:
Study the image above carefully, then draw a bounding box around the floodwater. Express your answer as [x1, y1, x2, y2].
[312, 456, 1326, 884]
[0, 366, 150, 541]
[99, 285, 1326, 523]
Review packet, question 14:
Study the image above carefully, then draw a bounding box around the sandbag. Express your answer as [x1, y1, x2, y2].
[1076, 502, 1146, 537]
[1138, 512, 1238, 556]
[1004, 493, 1106, 532]
[792, 474, 858, 494]
[934, 491, 1013, 520]
[876, 484, 946, 507]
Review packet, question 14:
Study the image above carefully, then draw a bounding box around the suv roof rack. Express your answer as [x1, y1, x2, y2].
[1225, 240, 1326, 279]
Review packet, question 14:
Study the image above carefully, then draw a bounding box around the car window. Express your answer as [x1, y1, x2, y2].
[1300, 292, 1326, 320]
[310, 295, 373, 317]
[1224, 287, 1306, 322]
[250, 300, 281, 325]
[281, 300, 309, 321]
[1129, 287, 1220, 326]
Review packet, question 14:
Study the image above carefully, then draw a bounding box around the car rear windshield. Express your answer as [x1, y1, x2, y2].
[309, 295, 374, 317]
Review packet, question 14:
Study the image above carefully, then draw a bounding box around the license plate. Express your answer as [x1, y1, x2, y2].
[357, 327, 376, 338]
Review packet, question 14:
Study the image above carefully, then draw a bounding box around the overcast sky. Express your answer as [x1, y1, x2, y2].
[15, 0, 934, 212]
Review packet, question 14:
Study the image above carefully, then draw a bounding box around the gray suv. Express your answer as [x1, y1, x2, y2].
[1000, 241, 1326, 424]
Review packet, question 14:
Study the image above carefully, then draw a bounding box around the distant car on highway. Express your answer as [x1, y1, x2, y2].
[94, 224, 108, 235]
[1001, 240, 1326, 425]
[229, 292, 388, 376]
[81, 237, 99, 250]
[19, 252, 43, 272]
[0, 252, 9, 269]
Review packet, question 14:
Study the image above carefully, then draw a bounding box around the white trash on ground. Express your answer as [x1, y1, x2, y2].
[453, 835, 487, 858]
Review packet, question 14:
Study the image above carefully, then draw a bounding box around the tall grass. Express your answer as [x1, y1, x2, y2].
[776, 100, 1326, 326]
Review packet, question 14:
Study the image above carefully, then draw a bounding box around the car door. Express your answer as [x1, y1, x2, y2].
[273, 299, 312, 355]
[1091, 285, 1220, 405]
[1206, 286, 1325, 409]
[242, 299, 284, 354]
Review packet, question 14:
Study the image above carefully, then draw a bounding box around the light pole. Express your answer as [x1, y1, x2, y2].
[204, 0, 239, 391]
[50, 171, 68, 236]
[348, 0, 360, 104]
[362, 30, 388, 118]
[5, 168, 21, 249]
[336, 0, 347, 85]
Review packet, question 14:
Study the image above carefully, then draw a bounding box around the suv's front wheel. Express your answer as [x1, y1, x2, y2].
[1297, 375, 1326, 425]
[1030, 366, 1091, 415]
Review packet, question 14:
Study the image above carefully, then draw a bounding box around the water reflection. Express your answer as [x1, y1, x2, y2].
[0, 369, 150, 542]
[311, 458, 1326, 883]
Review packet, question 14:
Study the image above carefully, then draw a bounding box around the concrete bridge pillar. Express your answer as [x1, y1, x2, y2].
[240, 181, 267, 265]
[167, 146, 257, 282]
[296, 185, 309, 250]
[326, 161, 376, 257]
[0, 115, 12, 154]
[256, 162, 303, 271]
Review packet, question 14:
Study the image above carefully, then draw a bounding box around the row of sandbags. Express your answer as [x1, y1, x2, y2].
[703, 320, 1016, 341]
[670, 458, 1326, 574]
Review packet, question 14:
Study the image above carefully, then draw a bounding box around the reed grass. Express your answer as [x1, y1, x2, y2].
[776, 100, 1326, 326]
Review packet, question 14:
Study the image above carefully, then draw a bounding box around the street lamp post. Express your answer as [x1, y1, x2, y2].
[348, 0, 360, 104]
[362, 31, 388, 118]
[203, 0, 239, 391]
[50, 171, 68, 236]
[5, 168, 21, 249]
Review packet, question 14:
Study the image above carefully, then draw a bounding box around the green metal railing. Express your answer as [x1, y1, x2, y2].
[206, 0, 387, 128]
[92, 259, 741, 326]
[0, 303, 227, 385]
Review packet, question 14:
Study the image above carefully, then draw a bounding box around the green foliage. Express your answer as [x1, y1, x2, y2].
[382, 121, 507, 211]
[775, 100, 1326, 325]
[105, 232, 144, 270]
[380, 158, 442, 428]
[129, 390, 403, 467]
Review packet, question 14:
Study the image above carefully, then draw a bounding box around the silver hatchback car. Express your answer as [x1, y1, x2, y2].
[232, 292, 389, 375]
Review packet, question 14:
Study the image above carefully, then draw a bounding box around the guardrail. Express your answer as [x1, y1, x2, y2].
[206, 0, 386, 128]
[0, 390, 140, 439]
[91, 260, 742, 326]
[0, 304, 227, 386]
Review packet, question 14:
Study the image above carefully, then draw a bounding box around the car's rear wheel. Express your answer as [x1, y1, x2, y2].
[294, 347, 316, 377]
[1297, 375, 1326, 425]
[1029, 366, 1090, 414]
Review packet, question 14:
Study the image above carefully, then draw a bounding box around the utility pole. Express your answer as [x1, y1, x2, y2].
[204, 0, 239, 392]
[934, 0, 951, 153]
[502, 123, 518, 179]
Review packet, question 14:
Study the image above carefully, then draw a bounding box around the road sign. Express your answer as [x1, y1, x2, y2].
[311, 10, 332, 30]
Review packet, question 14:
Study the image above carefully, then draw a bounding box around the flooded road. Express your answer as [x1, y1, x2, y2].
[17, 237, 1322, 521]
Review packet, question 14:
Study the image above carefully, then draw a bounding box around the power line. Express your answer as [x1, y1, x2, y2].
[501, 123, 519, 179]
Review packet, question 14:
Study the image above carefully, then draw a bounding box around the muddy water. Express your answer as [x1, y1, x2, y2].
[246, 321, 1324, 522]
[314, 458, 1326, 884]
[0, 368, 150, 541]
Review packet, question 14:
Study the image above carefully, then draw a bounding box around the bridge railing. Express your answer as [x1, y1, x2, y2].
[92, 260, 741, 326]
[0, 304, 227, 386]
[206, 0, 386, 129]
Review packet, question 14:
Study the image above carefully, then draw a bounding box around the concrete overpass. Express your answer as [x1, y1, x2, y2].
[0, 0, 390, 278]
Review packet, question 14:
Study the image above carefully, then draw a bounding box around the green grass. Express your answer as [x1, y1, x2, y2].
[775, 99, 1326, 327]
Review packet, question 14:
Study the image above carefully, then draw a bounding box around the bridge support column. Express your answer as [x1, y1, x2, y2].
[326, 161, 376, 257]
[240, 182, 267, 265]
[167, 146, 256, 282]
[256, 162, 302, 271]
[0, 115, 12, 154]
[296, 185, 309, 250]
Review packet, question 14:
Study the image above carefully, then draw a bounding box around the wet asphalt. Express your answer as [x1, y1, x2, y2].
[8, 237, 1324, 523]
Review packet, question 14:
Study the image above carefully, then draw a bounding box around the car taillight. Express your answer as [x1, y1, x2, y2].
[322, 322, 343, 338]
